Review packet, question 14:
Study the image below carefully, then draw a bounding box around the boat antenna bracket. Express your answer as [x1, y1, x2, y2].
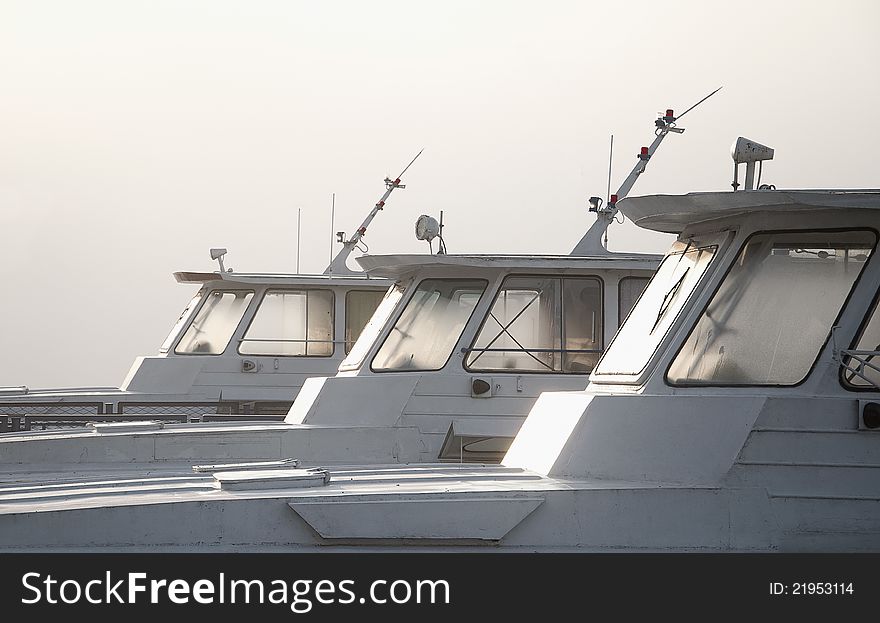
[210, 248, 231, 273]
[324, 149, 424, 275]
[571, 86, 722, 256]
[731, 137, 775, 191]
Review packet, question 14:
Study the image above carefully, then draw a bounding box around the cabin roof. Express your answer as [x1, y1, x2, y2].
[356, 253, 662, 280]
[619, 190, 880, 234]
[172, 271, 388, 288]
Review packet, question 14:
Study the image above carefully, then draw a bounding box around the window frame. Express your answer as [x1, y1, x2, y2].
[339, 283, 406, 372]
[236, 288, 336, 358]
[344, 289, 389, 355]
[665, 227, 878, 389]
[160, 290, 205, 353]
[462, 273, 605, 375]
[173, 288, 256, 356]
[370, 277, 489, 373]
[592, 238, 723, 380]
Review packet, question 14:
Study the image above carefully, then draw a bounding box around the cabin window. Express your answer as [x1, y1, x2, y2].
[842, 288, 880, 390]
[160, 291, 203, 353]
[371, 279, 487, 372]
[238, 289, 334, 357]
[595, 240, 718, 377]
[668, 230, 876, 386]
[618, 276, 650, 325]
[175, 290, 254, 355]
[465, 276, 603, 374]
[345, 290, 387, 354]
[339, 285, 405, 371]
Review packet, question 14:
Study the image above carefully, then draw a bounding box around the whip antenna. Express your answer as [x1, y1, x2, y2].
[675, 86, 723, 121]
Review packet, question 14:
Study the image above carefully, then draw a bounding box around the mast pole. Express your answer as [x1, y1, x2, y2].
[324, 149, 424, 275]
[571, 87, 721, 256]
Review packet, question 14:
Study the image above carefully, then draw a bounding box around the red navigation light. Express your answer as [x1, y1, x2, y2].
[666, 109, 674, 118]
[610, 194, 618, 203]
[640, 147, 649, 156]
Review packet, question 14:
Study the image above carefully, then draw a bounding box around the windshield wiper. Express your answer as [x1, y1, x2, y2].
[652, 269, 689, 333]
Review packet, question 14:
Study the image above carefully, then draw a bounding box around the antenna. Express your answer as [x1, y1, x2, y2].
[438, 210, 446, 254]
[605, 134, 614, 248]
[606, 134, 614, 206]
[675, 86, 723, 121]
[329, 193, 335, 266]
[296, 208, 302, 273]
[571, 87, 722, 256]
[324, 149, 424, 275]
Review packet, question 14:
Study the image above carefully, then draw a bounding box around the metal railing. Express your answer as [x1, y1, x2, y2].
[0, 401, 106, 416]
[839, 349, 880, 391]
[237, 337, 336, 356]
[0, 399, 291, 432]
[461, 346, 603, 373]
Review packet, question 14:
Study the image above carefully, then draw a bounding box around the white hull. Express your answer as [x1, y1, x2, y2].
[1, 391, 877, 552]
[0, 467, 875, 552]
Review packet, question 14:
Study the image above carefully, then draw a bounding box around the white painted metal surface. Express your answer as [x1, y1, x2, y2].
[0, 182, 877, 552]
[0, 251, 658, 467]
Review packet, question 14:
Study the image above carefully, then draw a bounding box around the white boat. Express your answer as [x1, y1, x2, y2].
[0, 106, 696, 465]
[0, 135, 877, 552]
[0, 168, 416, 428]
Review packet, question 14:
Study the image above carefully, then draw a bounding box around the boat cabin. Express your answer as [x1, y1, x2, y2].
[3, 189, 879, 551]
[506, 189, 880, 498]
[3, 139, 878, 551]
[0, 165, 419, 429]
[588, 190, 879, 394]
[286, 251, 659, 461]
[0, 269, 388, 427]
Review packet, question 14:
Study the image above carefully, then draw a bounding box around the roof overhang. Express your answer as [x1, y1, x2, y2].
[619, 190, 880, 234]
[356, 253, 662, 280]
[172, 271, 389, 288]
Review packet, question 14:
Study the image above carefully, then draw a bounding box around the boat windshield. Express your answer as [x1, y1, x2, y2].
[160, 291, 203, 353]
[175, 290, 254, 355]
[372, 279, 487, 372]
[339, 285, 405, 371]
[669, 229, 876, 386]
[595, 239, 719, 377]
[345, 290, 387, 354]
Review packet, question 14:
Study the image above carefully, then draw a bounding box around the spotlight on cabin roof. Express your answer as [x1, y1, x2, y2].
[414, 215, 440, 242]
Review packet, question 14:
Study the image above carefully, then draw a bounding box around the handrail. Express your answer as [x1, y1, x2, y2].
[238, 338, 337, 343]
[839, 348, 880, 390]
[461, 347, 603, 354]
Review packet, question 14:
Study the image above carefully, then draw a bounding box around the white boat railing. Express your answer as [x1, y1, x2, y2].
[838, 348, 880, 391]
[831, 326, 880, 391]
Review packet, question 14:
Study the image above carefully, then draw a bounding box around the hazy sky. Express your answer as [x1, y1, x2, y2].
[1, 0, 878, 388]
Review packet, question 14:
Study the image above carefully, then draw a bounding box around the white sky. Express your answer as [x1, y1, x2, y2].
[1, 0, 878, 388]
